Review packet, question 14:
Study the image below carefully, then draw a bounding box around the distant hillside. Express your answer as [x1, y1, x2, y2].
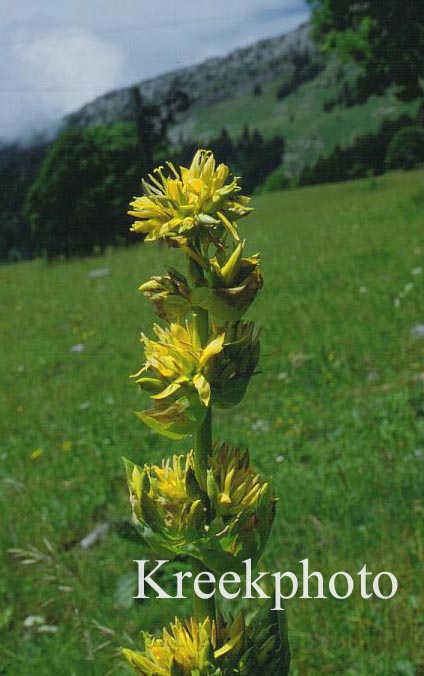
[185, 57, 419, 175]
[1, 20, 419, 172]
[62, 21, 417, 174]
[64, 23, 312, 131]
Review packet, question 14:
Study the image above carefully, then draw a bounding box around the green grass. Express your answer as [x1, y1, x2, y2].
[171, 59, 419, 173]
[1, 170, 424, 675]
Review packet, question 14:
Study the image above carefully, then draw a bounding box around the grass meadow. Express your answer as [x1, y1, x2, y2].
[1, 170, 424, 675]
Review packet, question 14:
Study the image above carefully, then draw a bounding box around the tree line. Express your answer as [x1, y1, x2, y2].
[0, 112, 284, 261]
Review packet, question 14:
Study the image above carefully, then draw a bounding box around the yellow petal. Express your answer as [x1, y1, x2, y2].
[214, 630, 244, 659]
[199, 334, 225, 367]
[193, 373, 211, 406]
[220, 242, 243, 285]
[217, 210, 240, 241]
[130, 464, 143, 501]
[152, 382, 181, 400]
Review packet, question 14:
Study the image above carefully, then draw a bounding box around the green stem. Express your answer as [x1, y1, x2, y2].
[192, 558, 216, 622]
[192, 307, 212, 493]
[191, 305, 215, 622]
[193, 305, 209, 344]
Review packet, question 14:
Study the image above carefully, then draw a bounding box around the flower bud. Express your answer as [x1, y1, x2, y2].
[204, 321, 260, 408]
[190, 242, 263, 321]
[139, 267, 191, 321]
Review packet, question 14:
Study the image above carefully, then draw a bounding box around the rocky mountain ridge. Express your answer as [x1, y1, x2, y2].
[64, 22, 313, 132]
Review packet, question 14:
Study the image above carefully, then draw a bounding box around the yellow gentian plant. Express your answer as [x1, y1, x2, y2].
[122, 150, 290, 675]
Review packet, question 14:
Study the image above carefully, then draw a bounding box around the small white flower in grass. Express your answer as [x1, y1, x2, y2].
[414, 449, 423, 459]
[289, 353, 313, 367]
[38, 625, 58, 634]
[80, 523, 110, 549]
[404, 282, 414, 294]
[23, 616, 45, 628]
[394, 297, 401, 309]
[77, 401, 91, 410]
[277, 372, 289, 381]
[251, 419, 270, 432]
[88, 268, 110, 278]
[70, 343, 85, 353]
[275, 454, 285, 463]
[359, 286, 368, 294]
[410, 325, 424, 339]
[412, 267, 422, 276]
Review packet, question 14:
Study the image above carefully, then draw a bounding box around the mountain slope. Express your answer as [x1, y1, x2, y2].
[180, 58, 418, 174]
[63, 21, 418, 174]
[64, 23, 312, 131]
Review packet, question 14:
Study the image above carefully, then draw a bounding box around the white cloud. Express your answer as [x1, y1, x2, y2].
[17, 27, 125, 112]
[0, 1, 309, 143]
[0, 27, 125, 142]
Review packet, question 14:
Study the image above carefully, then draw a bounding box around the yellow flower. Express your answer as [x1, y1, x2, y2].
[122, 615, 243, 676]
[129, 149, 252, 246]
[30, 448, 43, 461]
[136, 321, 224, 406]
[125, 454, 205, 556]
[126, 455, 196, 532]
[133, 320, 259, 437]
[125, 445, 275, 571]
[123, 617, 215, 675]
[61, 440, 73, 452]
[133, 321, 225, 438]
[207, 444, 269, 517]
[206, 443, 276, 565]
[122, 609, 290, 675]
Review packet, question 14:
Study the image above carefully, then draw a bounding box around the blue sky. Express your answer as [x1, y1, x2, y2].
[0, 1, 310, 142]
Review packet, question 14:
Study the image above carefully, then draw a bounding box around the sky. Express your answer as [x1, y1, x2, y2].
[0, 1, 310, 144]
